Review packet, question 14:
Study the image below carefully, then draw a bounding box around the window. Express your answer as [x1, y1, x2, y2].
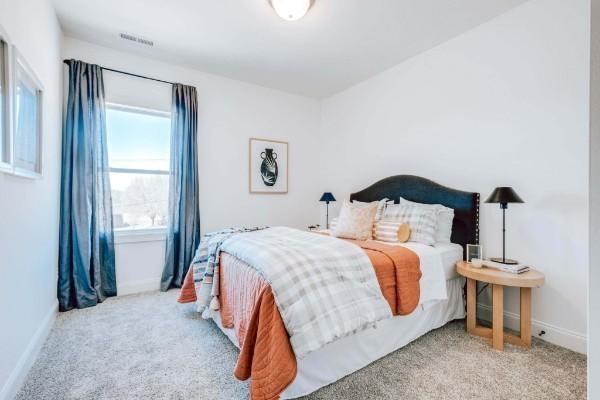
[106, 104, 171, 231]
[0, 32, 10, 171]
[13, 51, 43, 177]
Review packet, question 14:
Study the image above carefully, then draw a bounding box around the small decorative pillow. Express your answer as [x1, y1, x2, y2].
[353, 198, 394, 221]
[400, 197, 454, 244]
[332, 200, 378, 240]
[381, 204, 438, 246]
[374, 220, 411, 243]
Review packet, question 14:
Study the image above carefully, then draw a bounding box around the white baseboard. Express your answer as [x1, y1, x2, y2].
[476, 303, 587, 354]
[0, 300, 58, 400]
[117, 279, 161, 296]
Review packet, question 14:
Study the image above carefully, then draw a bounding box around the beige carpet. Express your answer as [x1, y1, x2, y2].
[16, 290, 586, 400]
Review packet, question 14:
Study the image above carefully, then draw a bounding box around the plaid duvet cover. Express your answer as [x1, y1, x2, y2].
[219, 226, 392, 357]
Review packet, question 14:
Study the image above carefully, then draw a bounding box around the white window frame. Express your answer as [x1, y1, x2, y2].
[0, 25, 13, 173]
[106, 102, 171, 238]
[11, 46, 43, 179]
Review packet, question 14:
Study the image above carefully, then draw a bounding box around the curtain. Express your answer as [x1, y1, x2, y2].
[58, 60, 116, 311]
[161, 84, 201, 291]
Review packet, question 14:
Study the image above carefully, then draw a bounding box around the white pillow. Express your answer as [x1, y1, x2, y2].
[381, 204, 437, 246]
[352, 198, 394, 221]
[399, 197, 454, 244]
[332, 200, 378, 241]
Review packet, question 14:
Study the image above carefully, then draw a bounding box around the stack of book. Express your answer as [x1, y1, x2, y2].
[471, 258, 530, 274]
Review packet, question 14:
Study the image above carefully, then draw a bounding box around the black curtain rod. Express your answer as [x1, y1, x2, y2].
[62, 59, 175, 86]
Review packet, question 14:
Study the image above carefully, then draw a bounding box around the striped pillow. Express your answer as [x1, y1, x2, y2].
[374, 220, 411, 243]
[400, 197, 454, 244]
[381, 204, 438, 246]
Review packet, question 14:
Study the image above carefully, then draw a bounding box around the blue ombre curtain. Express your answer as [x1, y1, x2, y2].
[58, 60, 116, 311]
[161, 84, 201, 291]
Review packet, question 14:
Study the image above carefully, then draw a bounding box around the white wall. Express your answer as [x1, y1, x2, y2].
[319, 0, 589, 353]
[62, 37, 322, 294]
[0, 1, 63, 399]
[589, 0, 600, 392]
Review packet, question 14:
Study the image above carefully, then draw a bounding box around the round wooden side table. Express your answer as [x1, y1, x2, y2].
[456, 261, 545, 351]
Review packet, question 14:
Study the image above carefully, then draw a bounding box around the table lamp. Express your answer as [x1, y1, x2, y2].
[485, 187, 524, 265]
[319, 192, 336, 229]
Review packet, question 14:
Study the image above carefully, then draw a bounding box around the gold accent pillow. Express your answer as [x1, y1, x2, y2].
[332, 200, 378, 241]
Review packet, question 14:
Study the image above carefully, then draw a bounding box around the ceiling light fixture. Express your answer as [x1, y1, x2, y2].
[269, 0, 313, 21]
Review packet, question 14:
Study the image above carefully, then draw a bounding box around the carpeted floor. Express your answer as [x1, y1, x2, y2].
[16, 290, 586, 400]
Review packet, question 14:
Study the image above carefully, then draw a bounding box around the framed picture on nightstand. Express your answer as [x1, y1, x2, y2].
[466, 244, 482, 262]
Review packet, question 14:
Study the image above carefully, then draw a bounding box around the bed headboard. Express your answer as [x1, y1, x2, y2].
[350, 175, 480, 256]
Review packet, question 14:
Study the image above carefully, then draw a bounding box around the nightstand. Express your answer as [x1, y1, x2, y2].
[456, 261, 545, 351]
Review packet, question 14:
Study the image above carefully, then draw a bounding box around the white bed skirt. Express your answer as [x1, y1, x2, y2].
[208, 277, 465, 399]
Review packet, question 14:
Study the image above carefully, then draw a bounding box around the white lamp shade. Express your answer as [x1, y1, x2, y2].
[270, 0, 311, 21]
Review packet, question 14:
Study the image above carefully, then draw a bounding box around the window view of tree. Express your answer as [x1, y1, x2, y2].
[106, 105, 171, 230]
[111, 173, 169, 229]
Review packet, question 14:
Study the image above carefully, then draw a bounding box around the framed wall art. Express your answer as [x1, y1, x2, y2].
[249, 137, 288, 194]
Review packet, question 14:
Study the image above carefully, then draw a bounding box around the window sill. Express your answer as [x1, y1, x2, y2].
[114, 228, 167, 244]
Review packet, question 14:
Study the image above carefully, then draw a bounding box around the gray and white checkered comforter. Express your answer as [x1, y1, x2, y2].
[219, 226, 393, 357]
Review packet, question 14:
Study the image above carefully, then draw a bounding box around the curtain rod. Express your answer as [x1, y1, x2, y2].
[62, 59, 175, 86]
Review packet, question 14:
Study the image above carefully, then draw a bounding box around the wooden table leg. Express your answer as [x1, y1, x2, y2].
[520, 287, 532, 347]
[492, 284, 504, 351]
[466, 278, 476, 333]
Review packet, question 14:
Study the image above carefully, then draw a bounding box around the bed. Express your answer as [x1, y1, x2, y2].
[180, 175, 480, 399]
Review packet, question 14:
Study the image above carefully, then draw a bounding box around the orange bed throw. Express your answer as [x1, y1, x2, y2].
[178, 240, 421, 400]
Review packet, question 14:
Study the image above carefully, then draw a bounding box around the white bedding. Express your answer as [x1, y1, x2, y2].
[207, 237, 465, 398]
[209, 278, 465, 399]
[435, 242, 465, 280]
[370, 240, 463, 307]
[220, 227, 392, 357]
[322, 228, 463, 293]
[282, 277, 465, 398]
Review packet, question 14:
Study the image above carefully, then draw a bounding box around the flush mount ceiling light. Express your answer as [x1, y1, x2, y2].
[269, 0, 313, 21]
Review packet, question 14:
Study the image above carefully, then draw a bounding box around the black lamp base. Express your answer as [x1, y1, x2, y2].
[489, 257, 519, 265]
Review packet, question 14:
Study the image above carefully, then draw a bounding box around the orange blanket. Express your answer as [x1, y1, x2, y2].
[178, 239, 421, 400]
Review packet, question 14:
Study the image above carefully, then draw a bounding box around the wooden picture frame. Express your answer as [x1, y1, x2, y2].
[249, 138, 288, 194]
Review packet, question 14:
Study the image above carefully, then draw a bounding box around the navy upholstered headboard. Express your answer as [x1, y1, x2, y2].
[349, 175, 480, 256]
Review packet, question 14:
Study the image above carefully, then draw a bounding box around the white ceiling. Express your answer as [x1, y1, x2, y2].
[53, 0, 527, 98]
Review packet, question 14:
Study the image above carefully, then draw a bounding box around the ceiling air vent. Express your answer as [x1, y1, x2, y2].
[137, 38, 154, 47]
[119, 33, 154, 47]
